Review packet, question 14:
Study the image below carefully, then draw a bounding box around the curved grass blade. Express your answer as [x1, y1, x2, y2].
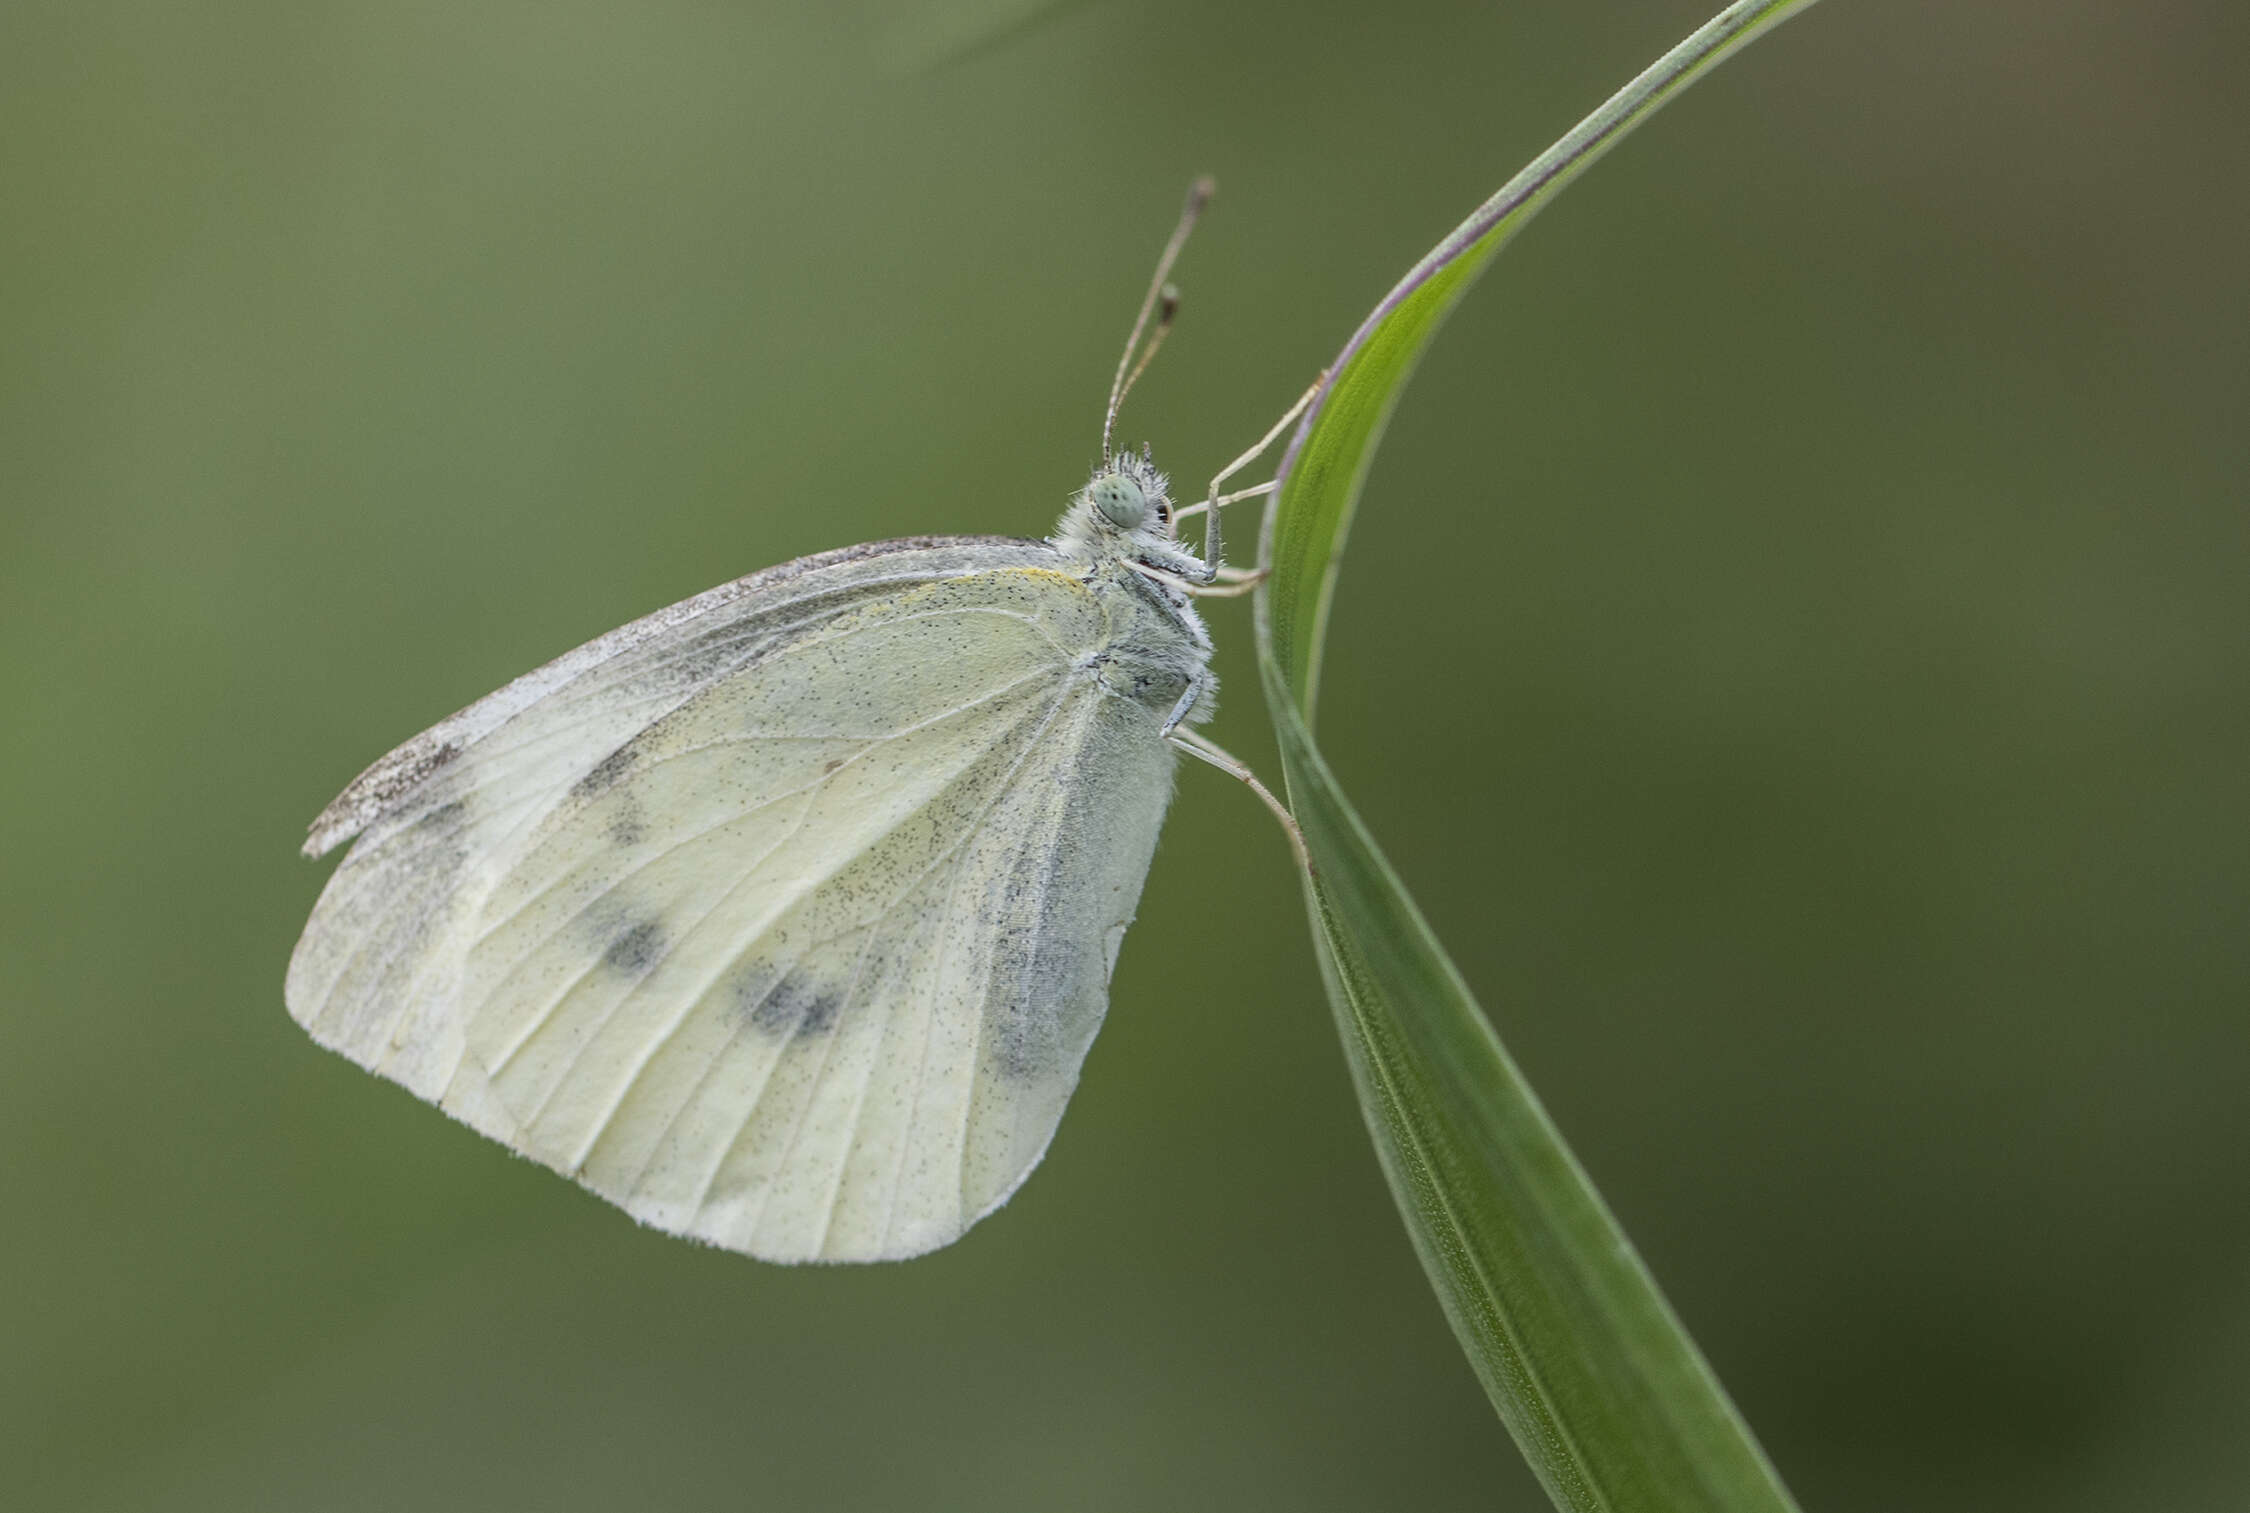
[1265, 0, 1827, 720]
[1251, 5, 1827, 1509]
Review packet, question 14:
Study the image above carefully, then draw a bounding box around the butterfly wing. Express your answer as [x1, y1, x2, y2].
[287, 537, 1180, 1261]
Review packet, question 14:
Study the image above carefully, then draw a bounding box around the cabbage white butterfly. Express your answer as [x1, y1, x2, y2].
[287, 180, 1310, 1262]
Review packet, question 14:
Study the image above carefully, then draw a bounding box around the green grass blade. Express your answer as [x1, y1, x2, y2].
[1264, 0, 1827, 720]
[1250, 5, 1827, 1508]
[1258, 684, 1803, 1512]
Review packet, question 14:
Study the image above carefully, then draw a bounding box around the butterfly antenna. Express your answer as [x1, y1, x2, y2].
[1116, 282, 1181, 425]
[1102, 176, 1214, 465]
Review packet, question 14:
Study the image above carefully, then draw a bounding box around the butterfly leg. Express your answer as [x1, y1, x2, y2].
[1169, 727, 1309, 872]
[1194, 370, 1328, 571]
[1127, 560, 1266, 598]
[1158, 667, 1210, 739]
[1171, 481, 1276, 525]
[1182, 570, 1265, 598]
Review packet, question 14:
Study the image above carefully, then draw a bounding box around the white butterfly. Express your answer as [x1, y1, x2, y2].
[286, 182, 1311, 1262]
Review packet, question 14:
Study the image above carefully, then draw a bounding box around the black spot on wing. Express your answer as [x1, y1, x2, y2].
[603, 919, 666, 975]
[604, 793, 647, 848]
[735, 963, 845, 1039]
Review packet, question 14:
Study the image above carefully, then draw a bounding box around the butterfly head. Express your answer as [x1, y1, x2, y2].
[1083, 449, 1173, 538]
[1059, 448, 1209, 583]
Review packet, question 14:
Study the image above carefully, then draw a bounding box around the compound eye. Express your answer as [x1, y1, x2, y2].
[1089, 473, 1149, 528]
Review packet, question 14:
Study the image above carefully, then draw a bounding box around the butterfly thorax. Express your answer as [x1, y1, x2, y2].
[1049, 450, 1215, 729]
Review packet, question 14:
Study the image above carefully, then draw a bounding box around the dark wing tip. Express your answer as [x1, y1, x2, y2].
[300, 737, 463, 859]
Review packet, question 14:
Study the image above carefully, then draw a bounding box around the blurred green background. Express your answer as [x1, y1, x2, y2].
[5, 1, 2246, 1508]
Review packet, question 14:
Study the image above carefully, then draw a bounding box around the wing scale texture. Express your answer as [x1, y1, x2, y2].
[286, 536, 1180, 1260]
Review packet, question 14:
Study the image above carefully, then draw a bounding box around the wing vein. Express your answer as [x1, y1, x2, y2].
[470, 662, 1059, 1010]
[434, 572, 1048, 774]
[550, 678, 1066, 1186]
[948, 692, 1103, 1225]
[464, 601, 1072, 775]
[815, 781, 987, 1258]
[726, 677, 1083, 1251]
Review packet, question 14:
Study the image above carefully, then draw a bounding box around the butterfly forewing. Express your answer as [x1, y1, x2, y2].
[286, 543, 1184, 1261]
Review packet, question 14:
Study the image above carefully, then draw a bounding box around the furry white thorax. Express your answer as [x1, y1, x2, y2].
[1048, 446, 1217, 734]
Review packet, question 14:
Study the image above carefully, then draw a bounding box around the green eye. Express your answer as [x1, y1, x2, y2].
[1090, 474, 1148, 528]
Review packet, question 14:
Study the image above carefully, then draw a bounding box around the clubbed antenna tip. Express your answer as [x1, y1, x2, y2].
[1101, 177, 1216, 464]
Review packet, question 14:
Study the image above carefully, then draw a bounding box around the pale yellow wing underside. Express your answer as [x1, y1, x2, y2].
[286, 539, 1179, 1261]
